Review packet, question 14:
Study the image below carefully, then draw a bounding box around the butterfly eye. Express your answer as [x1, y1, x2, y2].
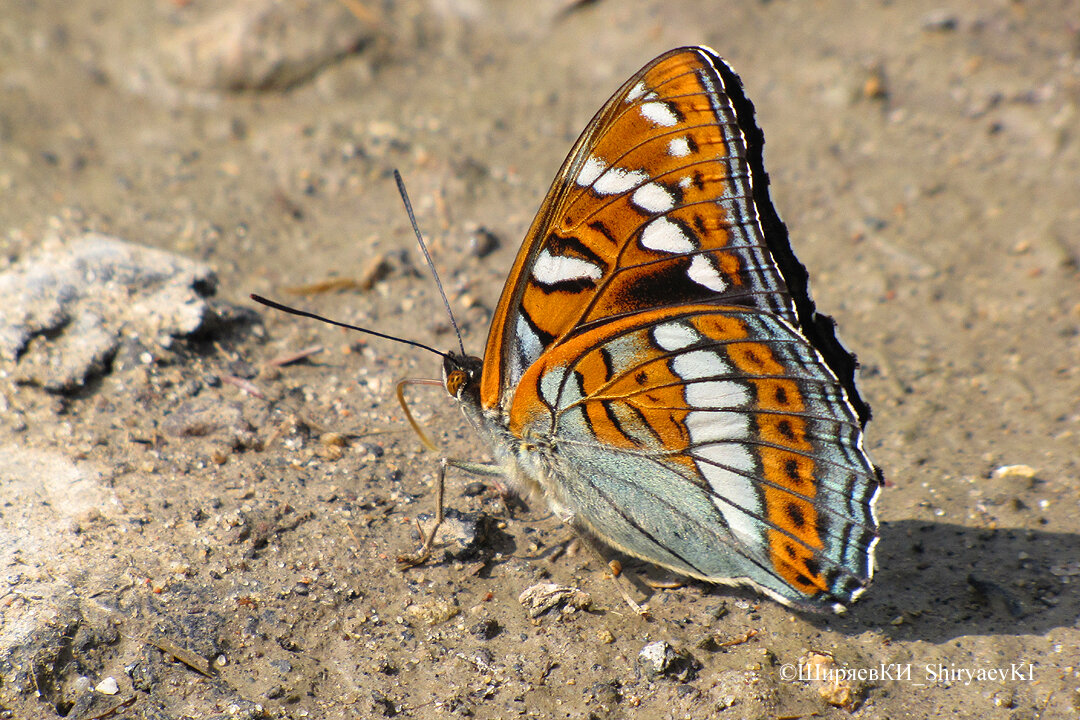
[445, 369, 468, 398]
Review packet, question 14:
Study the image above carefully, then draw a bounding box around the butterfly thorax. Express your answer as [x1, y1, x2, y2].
[443, 351, 568, 518]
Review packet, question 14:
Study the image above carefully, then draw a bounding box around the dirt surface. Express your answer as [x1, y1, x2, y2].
[2, 1, 1079, 718]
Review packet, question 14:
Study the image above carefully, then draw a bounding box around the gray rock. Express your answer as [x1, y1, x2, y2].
[0, 446, 117, 709]
[0, 233, 225, 392]
[417, 507, 482, 560]
[517, 582, 592, 618]
[637, 640, 700, 681]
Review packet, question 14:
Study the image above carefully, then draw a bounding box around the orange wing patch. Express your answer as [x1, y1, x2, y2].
[585, 353, 691, 450]
[689, 313, 749, 343]
[768, 525, 828, 596]
[750, 378, 806, 413]
[720, 329, 827, 593]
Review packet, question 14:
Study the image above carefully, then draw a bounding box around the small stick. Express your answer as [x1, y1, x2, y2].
[267, 344, 324, 367]
[718, 629, 758, 647]
[85, 696, 137, 720]
[222, 374, 265, 399]
[145, 637, 216, 677]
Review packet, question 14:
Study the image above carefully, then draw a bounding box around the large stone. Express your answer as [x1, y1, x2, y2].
[0, 233, 229, 392]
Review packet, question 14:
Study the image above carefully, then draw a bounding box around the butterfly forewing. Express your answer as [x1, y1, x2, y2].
[481, 47, 797, 411]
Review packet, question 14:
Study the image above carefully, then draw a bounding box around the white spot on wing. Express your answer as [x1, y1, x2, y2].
[672, 349, 731, 380]
[641, 217, 695, 253]
[704, 465, 765, 544]
[625, 81, 648, 102]
[641, 101, 679, 127]
[688, 255, 728, 292]
[668, 137, 691, 157]
[594, 166, 649, 195]
[539, 363, 568, 406]
[653, 322, 698, 351]
[576, 156, 607, 187]
[684, 409, 749, 443]
[685, 380, 750, 408]
[693, 441, 764, 544]
[516, 313, 542, 363]
[695, 442, 756, 474]
[532, 248, 603, 286]
[631, 182, 675, 213]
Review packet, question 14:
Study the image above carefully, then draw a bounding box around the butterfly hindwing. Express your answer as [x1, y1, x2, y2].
[505, 305, 877, 609]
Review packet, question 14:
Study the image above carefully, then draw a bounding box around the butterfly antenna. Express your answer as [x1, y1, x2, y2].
[393, 169, 467, 358]
[250, 294, 450, 360]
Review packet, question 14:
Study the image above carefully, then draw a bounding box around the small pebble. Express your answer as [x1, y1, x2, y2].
[406, 597, 460, 625]
[637, 641, 699, 681]
[95, 677, 119, 695]
[921, 9, 958, 32]
[802, 652, 855, 708]
[462, 481, 486, 497]
[991, 464, 1037, 479]
[467, 226, 501, 258]
[518, 582, 591, 618]
[321, 432, 347, 447]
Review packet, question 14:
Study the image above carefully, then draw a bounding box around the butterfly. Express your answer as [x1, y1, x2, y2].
[261, 45, 882, 613]
[390, 46, 884, 613]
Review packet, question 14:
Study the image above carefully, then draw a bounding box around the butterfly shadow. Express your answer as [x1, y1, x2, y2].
[442, 505, 1078, 641]
[819, 519, 1080, 640]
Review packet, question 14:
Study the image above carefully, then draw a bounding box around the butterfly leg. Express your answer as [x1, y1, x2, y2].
[568, 530, 652, 617]
[397, 457, 503, 569]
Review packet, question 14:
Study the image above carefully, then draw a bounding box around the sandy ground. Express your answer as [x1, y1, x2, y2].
[2, 1, 1079, 718]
